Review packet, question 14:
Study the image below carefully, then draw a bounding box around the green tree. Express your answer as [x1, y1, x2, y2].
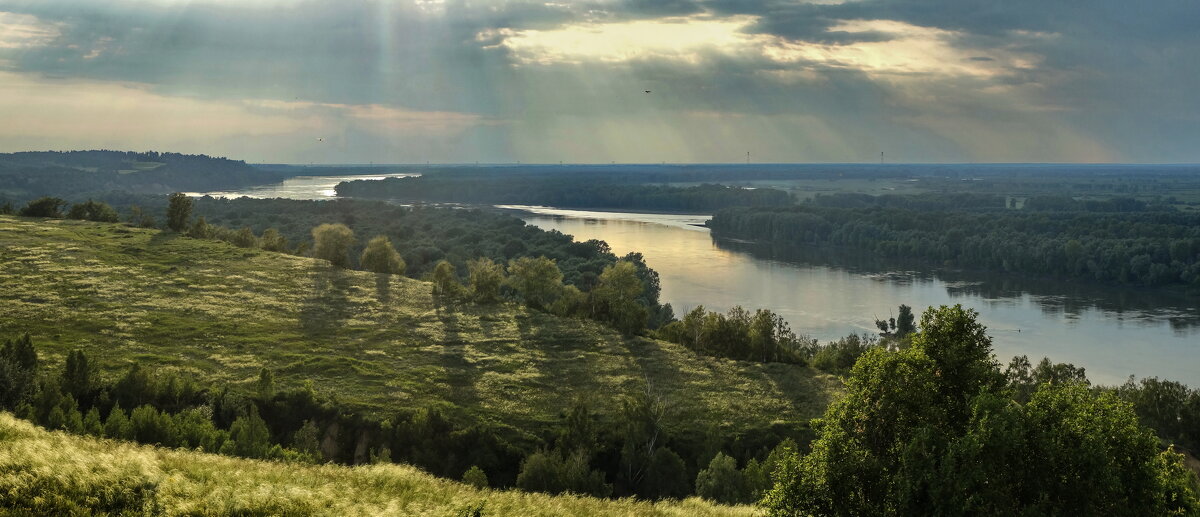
[696, 452, 746, 504]
[462, 465, 489, 489]
[104, 403, 133, 439]
[66, 200, 119, 222]
[361, 235, 405, 274]
[431, 260, 463, 297]
[763, 305, 1200, 516]
[466, 257, 504, 303]
[260, 228, 289, 252]
[166, 192, 193, 232]
[60, 349, 96, 402]
[291, 419, 323, 461]
[590, 260, 648, 335]
[505, 256, 564, 310]
[19, 197, 67, 218]
[255, 368, 274, 401]
[231, 227, 258, 248]
[187, 216, 213, 239]
[311, 223, 355, 267]
[226, 405, 272, 459]
[82, 407, 103, 436]
[894, 304, 916, 337]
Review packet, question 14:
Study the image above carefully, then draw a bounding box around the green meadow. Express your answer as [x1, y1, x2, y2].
[0, 215, 838, 442]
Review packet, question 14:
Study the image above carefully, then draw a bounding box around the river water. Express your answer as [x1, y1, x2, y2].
[204, 176, 1200, 385]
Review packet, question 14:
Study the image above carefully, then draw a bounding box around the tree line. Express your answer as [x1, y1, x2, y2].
[709, 195, 1200, 289]
[0, 334, 807, 501]
[0, 150, 282, 197]
[335, 175, 793, 212]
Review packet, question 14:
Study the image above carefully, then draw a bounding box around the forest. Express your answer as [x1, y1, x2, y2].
[0, 150, 285, 197]
[335, 173, 793, 212]
[708, 193, 1200, 289]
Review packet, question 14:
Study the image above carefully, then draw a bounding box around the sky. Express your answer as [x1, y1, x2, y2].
[0, 0, 1196, 164]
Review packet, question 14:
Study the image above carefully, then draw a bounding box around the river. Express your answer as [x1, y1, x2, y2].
[202, 176, 1200, 385]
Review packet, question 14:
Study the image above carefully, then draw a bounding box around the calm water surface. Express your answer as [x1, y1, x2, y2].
[208, 177, 1200, 385]
[504, 205, 1200, 386]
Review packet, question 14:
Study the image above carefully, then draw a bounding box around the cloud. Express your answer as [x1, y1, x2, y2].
[0, 0, 1196, 162]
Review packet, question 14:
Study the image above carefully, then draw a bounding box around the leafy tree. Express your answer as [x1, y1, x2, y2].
[187, 216, 213, 239]
[505, 256, 564, 310]
[225, 405, 272, 459]
[466, 257, 504, 303]
[291, 419, 323, 461]
[0, 201, 12, 215]
[311, 223, 355, 267]
[361, 235, 405, 275]
[166, 192, 193, 231]
[260, 228, 289, 252]
[255, 368, 275, 401]
[894, 304, 916, 336]
[431, 260, 463, 297]
[60, 349, 96, 402]
[231, 227, 257, 248]
[516, 449, 611, 497]
[762, 305, 1200, 516]
[82, 407, 103, 436]
[104, 403, 133, 439]
[590, 260, 648, 336]
[66, 200, 119, 222]
[462, 465, 489, 489]
[695, 452, 746, 504]
[19, 197, 67, 218]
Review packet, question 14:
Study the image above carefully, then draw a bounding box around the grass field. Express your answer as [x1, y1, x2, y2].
[0, 215, 839, 441]
[0, 413, 754, 516]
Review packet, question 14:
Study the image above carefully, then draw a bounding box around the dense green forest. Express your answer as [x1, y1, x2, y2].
[709, 193, 1200, 289]
[335, 173, 793, 212]
[0, 150, 284, 197]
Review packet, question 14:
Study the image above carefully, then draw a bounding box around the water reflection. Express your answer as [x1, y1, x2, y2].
[717, 240, 1200, 335]
[515, 210, 1199, 385]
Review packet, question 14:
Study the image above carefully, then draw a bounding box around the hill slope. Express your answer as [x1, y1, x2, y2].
[0, 413, 752, 516]
[0, 216, 838, 440]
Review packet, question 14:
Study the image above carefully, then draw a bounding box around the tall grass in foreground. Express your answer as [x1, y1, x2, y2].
[0, 413, 754, 516]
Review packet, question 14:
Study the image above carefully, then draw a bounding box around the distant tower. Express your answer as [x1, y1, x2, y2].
[747, 151, 751, 164]
[880, 151, 884, 164]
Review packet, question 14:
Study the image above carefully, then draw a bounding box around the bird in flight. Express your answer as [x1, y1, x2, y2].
[644, 90, 651, 93]
[317, 137, 324, 142]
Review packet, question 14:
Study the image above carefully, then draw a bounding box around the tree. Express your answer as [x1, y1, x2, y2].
[431, 260, 463, 297]
[361, 235, 405, 275]
[291, 419, 323, 461]
[260, 228, 289, 252]
[762, 305, 1200, 516]
[166, 192, 193, 232]
[505, 256, 564, 310]
[60, 349, 96, 402]
[894, 304, 916, 336]
[466, 257, 504, 303]
[231, 227, 257, 248]
[696, 452, 746, 504]
[462, 465, 489, 489]
[311, 223, 355, 267]
[226, 405, 272, 458]
[187, 216, 213, 239]
[590, 261, 648, 336]
[19, 197, 67, 218]
[104, 403, 133, 439]
[255, 368, 274, 401]
[66, 200, 119, 222]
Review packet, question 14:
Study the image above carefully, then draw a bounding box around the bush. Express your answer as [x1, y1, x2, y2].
[361, 235, 405, 274]
[19, 197, 67, 218]
[695, 452, 746, 504]
[66, 200, 119, 222]
[462, 465, 489, 489]
[311, 223, 355, 267]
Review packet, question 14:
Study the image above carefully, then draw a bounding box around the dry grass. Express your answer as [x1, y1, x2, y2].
[0, 413, 757, 516]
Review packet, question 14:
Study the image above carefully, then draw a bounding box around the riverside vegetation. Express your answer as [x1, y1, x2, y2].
[3, 194, 1200, 514]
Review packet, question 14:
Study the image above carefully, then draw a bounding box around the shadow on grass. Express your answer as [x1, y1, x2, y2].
[299, 264, 355, 337]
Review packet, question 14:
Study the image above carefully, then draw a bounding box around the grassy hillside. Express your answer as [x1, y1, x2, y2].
[0, 413, 753, 516]
[0, 215, 838, 441]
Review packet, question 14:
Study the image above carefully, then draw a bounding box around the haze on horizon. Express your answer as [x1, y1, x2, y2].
[0, 0, 1196, 165]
